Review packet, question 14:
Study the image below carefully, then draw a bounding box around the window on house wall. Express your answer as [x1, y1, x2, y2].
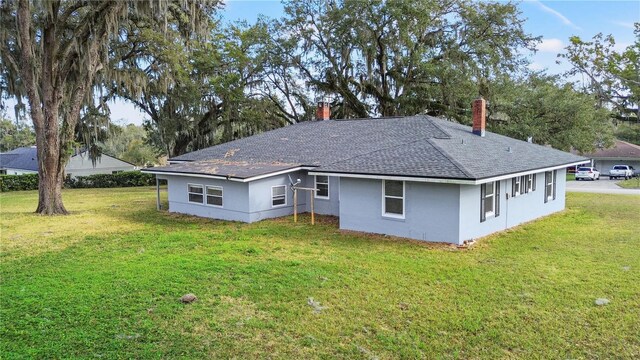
[315, 175, 329, 199]
[513, 174, 536, 196]
[481, 181, 501, 222]
[512, 176, 521, 197]
[544, 170, 556, 203]
[383, 180, 404, 218]
[206, 186, 223, 207]
[188, 184, 204, 203]
[272, 185, 286, 207]
[525, 174, 535, 193]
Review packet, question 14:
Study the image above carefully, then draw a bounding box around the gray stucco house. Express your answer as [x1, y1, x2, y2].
[143, 99, 588, 245]
[572, 140, 640, 175]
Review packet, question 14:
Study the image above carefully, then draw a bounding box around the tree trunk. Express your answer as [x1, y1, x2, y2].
[35, 155, 68, 215]
[16, 0, 69, 215]
[34, 101, 67, 214]
[37, 3, 68, 215]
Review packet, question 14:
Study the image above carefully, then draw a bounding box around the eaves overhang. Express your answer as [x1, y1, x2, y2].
[309, 160, 589, 185]
[141, 166, 314, 183]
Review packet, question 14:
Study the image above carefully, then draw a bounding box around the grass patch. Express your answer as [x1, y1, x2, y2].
[617, 177, 640, 189]
[1, 188, 639, 358]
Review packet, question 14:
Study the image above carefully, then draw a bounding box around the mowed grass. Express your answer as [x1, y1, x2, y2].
[618, 177, 640, 189]
[1, 188, 639, 359]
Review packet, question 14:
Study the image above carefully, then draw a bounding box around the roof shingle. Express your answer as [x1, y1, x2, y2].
[572, 140, 640, 159]
[0, 147, 38, 171]
[160, 115, 587, 180]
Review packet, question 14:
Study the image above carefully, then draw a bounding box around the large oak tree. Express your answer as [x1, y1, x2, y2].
[559, 24, 640, 123]
[112, 20, 302, 157]
[274, 0, 538, 121]
[0, 0, 211, 214]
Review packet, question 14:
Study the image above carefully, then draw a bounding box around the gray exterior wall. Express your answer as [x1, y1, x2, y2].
[163, 174, 252, 222]
[592, 160, 640, 176]
[458, 169, 567, 243]
[303, 175, 340, 216]
[0, 168, 37, 175]
[161, 168, 568, 244]
[339, 169, 567, 245]
[163, 170, 315, 223]
[338, 178, 461, 243]
[247, 171, 308, 222]
[66, 153, 136, 177]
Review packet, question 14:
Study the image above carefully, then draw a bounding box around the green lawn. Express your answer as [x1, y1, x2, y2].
[617, 177, 640, 189]
[1, 188, 639, 359]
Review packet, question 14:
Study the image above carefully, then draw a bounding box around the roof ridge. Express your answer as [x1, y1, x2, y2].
[425, 138, 475, 178]
[332, 115, 418, 122]
[422, 115, 452, 139]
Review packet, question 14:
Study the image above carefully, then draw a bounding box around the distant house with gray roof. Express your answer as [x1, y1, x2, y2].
[0, 146, 137, 177]
[143, 99, 588, 245]
[572, 140, 640, 175]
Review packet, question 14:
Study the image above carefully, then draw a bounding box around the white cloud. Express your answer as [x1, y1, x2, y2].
[537, 38, 564, 53]
[531, 0, 581, 30]
[612, 21, 635, 30]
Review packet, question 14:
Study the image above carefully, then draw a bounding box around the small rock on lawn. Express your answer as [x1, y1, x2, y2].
[307, 297, 326, 314]
[180, 293, 197, 303]
[595, 298, 610, 306]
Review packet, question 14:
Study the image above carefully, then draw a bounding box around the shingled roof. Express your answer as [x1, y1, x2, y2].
[0, 147, 137, 173]
[151, 115, 587, 182]
[573, 140, 640, 160]
[0, 147, 38, 171]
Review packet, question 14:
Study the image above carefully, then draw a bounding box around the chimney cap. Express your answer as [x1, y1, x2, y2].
[316, 101, 330, 121]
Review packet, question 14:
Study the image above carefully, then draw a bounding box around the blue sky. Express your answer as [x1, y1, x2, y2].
[4, 0, 639, 125]
[519, 0, 638, 72]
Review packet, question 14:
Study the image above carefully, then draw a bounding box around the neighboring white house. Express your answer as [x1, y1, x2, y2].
[0, 147, 137, 176]
[143, 100, 589, 245]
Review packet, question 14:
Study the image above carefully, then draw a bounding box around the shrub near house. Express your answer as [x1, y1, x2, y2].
[0, 174, 38, 192]
[0, 171, 155, 192]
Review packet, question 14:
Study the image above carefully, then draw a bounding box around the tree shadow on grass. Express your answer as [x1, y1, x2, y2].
[0, 225, 339, 358]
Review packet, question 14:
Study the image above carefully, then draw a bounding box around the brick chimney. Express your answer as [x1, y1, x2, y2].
[316, 101, 330, 120]
[472, 97, 486, 137]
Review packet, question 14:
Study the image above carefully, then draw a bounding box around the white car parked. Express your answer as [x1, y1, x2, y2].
[575, 166, 600, 181]
[609, 165, 634, 180]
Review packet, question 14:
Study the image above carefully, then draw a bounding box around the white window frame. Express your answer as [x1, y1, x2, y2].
[513, 176, 521, 197]
[382, 180, 405, 219]
[545, 171, 555, 201]
[484, 182, 496, 218]
[187, 183, 204, 204]
[525, 174, 534, 193]
[205, 185, 223, 207]
[314, 175, 330, 199]
[271, 185, 287, 208]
